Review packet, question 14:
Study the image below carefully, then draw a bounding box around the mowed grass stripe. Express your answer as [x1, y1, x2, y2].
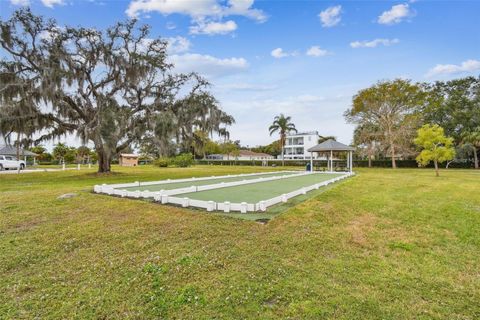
[120, 171, 301, 192]
[181, 173, 342, 203]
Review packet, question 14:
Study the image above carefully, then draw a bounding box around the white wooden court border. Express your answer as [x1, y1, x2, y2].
[94, 171, 354, 213]
[162, 172, 353, 213]
[94, 170, 304, 198]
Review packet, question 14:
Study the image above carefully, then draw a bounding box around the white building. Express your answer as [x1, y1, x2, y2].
[207, 150, 274, 161]
[283, 131, 321, 160]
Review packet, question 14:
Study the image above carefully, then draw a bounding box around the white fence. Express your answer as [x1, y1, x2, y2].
[151, 172, 354, 213]
[101, 170, 300, 190]
[93, 171, 306, 198]
[93, 171, 354, 213]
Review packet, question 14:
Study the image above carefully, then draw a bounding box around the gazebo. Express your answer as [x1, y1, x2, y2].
[307, 139, 355, 173]
[0, 145, 38, 163]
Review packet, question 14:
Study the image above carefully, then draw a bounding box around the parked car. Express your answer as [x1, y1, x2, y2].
[0, 155, 26, 170]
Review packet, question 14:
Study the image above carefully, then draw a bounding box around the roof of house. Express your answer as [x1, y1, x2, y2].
[286, 131, 319, 137]
[307, 139, 355, 152]
[119, 153, 139, 158]
[0, 145, 38, 156]
[236, 150, 273, 157]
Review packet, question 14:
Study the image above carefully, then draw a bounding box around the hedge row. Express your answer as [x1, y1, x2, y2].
[353, 160, 474, 168]
[196, 159, 475, 169]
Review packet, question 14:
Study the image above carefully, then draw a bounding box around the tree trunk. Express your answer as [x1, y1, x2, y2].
[16, 133, 22, 174]
[281, 136, 285, 167]
[474, 146, 478, 169]
[97, 149, 111, 173]
[390, 144, 397, 169]
[368, 155, 372, 168]
[434, 159, 439, 177]
[387, 125, 396, 169]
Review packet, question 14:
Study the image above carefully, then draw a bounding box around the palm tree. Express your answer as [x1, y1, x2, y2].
[219, 113, 235, 143]
[269, 114, 297, 166]
[462, 127, 480, 169]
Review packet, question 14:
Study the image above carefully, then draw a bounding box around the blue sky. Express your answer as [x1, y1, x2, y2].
[1, 0, 480, 148]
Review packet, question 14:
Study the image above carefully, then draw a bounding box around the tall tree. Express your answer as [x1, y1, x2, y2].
[76, 146, 91, 164]
[461, 128, 480, 169]
[0, 9, 231, 172]
[53, 143, 70, 164]
[345, 79, 424, 168]
[268, 114, 297, 166]
[353, 124, 380, 168]
[218, 114, 235, 143]
[422, 77, 480, 169]
[414, 124, 455, 177]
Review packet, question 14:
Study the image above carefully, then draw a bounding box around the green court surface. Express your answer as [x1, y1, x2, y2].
[181, 173, 341, 203]
[120, 171, 301, 192]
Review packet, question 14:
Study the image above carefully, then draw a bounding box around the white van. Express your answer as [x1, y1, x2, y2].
[0, 155, 26, 170]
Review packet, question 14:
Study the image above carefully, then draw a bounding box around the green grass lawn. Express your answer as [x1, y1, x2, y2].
[1, 165, 479, 319]
[181, 172, 341, 203]
[120, 170, 301, 192]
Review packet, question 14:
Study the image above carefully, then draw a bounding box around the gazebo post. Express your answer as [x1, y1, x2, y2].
[330, 150, 333, 172]
[306, 139, 354, 173]
[350, 151, 353, 173]
[310, 152, 313, 172]
[346, 151, 349, 172]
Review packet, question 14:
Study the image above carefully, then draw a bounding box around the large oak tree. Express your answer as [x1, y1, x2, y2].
[345, 79, 424, 168]
[422, 77, 480, 169]
[0, 9, 232, 172]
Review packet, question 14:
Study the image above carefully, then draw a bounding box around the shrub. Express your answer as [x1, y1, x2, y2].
[172, 153, 194, 167]
[154, 157, 170, 167]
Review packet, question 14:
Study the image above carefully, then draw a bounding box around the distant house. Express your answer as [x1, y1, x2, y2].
[283, 131, 320, 160]
[119, 153, 139, 167]
[207, 150, 274, 161]
[0, 145, 38, 162]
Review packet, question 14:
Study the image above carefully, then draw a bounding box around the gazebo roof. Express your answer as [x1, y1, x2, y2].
[307, 139, 355, 152]
[0, 145, 38, 156]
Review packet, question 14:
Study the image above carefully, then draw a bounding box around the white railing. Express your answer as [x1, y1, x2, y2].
[100, 170, 300, 190]
[153, 172, 354, 213]
[93, 171, 306, 198]
[94, 171, 354, 213]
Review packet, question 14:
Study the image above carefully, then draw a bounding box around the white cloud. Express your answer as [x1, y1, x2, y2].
[41, 0, 64, 8]
[166, 36, 191, 54]
[378, 3, 413, 25]
[271, 48, 298, 59]
[306, 46, 329, 57]
[126, 0, 265, 36]
[126, 0, 220, 18]
[426, 59, 480, 77]
[170, 53, 249, 78]
[190, 20, 237, 35]
[224, 0, 267, 22]
[221, 93, 353, 145]
[126, 0, 267, 22]
[318, 5, 342, 28]
[10, 0, 30, 6]
[350, 38, 399, 48]
[271, 48, 288, 58]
